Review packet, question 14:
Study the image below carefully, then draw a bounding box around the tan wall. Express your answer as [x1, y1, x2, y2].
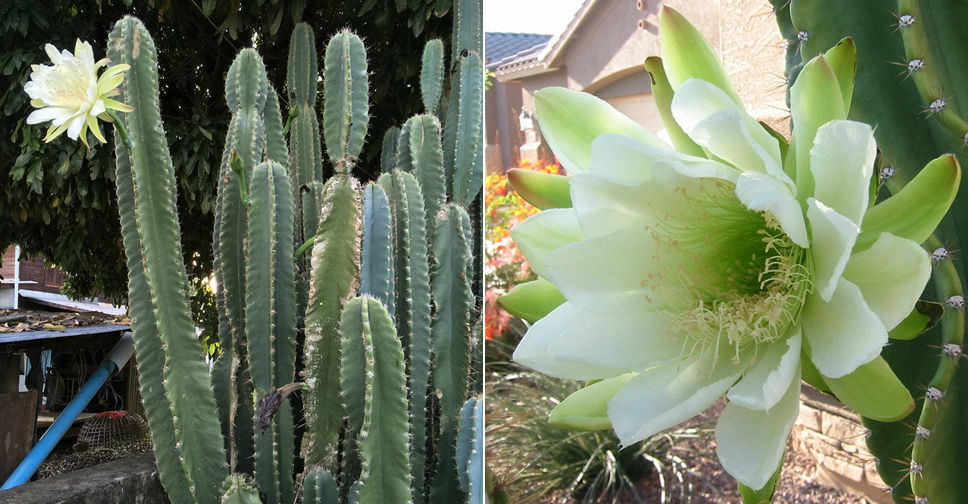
[554, 0, 661, 92]
[605, 93, 662, 132]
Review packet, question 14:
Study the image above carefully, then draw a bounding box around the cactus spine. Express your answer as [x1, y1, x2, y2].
[108, 16, 229, 503]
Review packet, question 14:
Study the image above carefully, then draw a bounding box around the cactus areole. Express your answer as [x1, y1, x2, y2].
[504, 6, 958, 494]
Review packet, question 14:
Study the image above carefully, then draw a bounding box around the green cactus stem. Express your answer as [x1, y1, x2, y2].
[420, 40, 445, 115]
[301, 468, 339, 504]
[428, 203, 473, 504]
[378, 170, 433, 501]
[360, 184, 395, 311]
[323, 29, 370, 174]
[341, 297, 413, 504]
[246, 161, 296, 504]
[303, 174, 362, 466]
[108, 16, 228, 503]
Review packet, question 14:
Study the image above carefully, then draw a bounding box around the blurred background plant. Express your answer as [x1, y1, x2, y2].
[485, 336, 716, 504]
[484, 159, 561, 343]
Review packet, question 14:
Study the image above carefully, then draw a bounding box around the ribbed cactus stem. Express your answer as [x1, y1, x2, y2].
[108, 16, 228, 503]
[303, 174, 362, 465]
[341, 297, 413, 504]
[428, 203, 473, 503]
[420, 40, 445, 115]
[360, 184, 395, 312]
[323, 29, 370, 174]
[220, 474, 263, 504]
[378, 170, 433, 502]
[381, 126, 400, 174]
[400, 115, 446, 230]
[247, 161, 296, 504]
[910, 234, 965, 498]
[896, 0, 968, 140]
[451, 51, 484, 206]
[301, 468, 338, 504]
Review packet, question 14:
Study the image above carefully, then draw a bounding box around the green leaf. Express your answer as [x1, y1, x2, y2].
[738, 458, 782, 504]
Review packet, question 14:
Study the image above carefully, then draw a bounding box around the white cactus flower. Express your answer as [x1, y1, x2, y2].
[24, 39, 132, 148]
[502, 6, 959, 493]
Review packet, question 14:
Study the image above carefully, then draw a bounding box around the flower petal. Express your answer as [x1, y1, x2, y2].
[670, 79, 785, 183]
[609, 355, 747, 445]
[809, 120, 876, 226]
[26, 106, 73, 125]
[716, 368, 800, 491]
[842, 233, 931, 331]
[735, 171, 808, 247]
[549, 373, 637, 431]
[726, 332, 801, 411]
[510, 208, 583, 278]
[544, 228, 663, 314]
[823, 356, 914, 422]
[513, 302, 678, 380]
[66, 114, 86, 140]
[802, 277, 887, 379]
[534, 87, 666, 174]
[806, 198, 858, 302]
[569, 174, 655, 239]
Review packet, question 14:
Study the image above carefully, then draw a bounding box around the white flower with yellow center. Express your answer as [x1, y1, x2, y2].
[501, 7, 960, 494]
[24, 39, 132, 148]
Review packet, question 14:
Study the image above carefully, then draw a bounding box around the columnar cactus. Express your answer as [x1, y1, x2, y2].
[108, 16, 229, 503]
[93, 1, 483, 502]
[771, 3, 968, 502]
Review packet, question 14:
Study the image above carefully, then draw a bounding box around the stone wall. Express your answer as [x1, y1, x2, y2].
[793, 388, 894, 504]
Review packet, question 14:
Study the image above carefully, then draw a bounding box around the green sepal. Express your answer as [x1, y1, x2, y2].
[889, 301, 943, 340]
[549, 373, 636, 431]
[800, 355, 831, 394]
[534, 87, 665, 175]
[507, 169, 571, 209]
[823, 356, 914, 422]
[496, 278, 565, 323]
[857, 154, 961, 251]
[643, 56, 704, 157]
[738, 457, 782, 504]
[789, 54, 846, 200]
[659, 6, 741, 104]
[821, 37, 856, 113]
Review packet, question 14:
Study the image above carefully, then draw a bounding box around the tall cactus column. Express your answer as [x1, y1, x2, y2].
[303, 29, 370, 469]
[107, 16, 229, 504]
[246, 160, 296, 504]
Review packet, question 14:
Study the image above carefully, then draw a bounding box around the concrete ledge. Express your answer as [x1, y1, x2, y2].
[0, 453, 169, 504]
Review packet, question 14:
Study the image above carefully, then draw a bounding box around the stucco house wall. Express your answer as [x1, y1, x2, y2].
[487, 0, 787, 171]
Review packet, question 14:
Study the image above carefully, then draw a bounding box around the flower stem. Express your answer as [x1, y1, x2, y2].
[107, 110, 132, 149]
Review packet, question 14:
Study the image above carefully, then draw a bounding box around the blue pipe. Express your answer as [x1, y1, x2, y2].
[1, 333, 135, 490]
